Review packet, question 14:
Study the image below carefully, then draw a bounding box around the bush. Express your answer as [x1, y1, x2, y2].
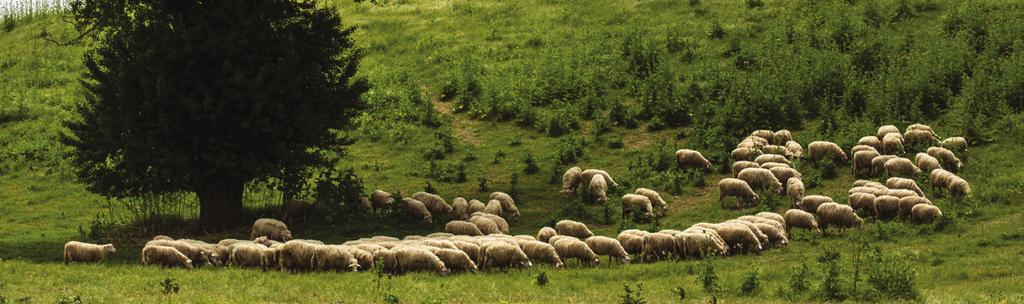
[477, 176, 489, 192]
[523, 153, 540, 174]
[697, 258, 721, 294]
[544, 107, 581, 137]
[160, 277, 180, 295]
[867, 251, 919, 300]
[314, 168, 365, 221]
[620, 283, 647, 304]
[746, 0, 764, 9]
[709, 21, 726, 39]
[740, 268, 761, 295]
[818, 247, 845, 301]
[536, 271, 549, 287]
[790, 260, 811, 293]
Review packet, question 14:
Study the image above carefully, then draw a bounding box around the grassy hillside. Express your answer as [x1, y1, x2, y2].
[2, 0, 1024, 302]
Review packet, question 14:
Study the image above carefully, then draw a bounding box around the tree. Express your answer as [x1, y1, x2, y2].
[63, 0, 367, 231]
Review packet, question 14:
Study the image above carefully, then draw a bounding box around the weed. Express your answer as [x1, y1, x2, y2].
[620, 283, 647, 304]
[739, 267, 761, 295]
[493, 150, 507, 164]
[160, 278, 180, 295]
[536, 271, 549, 287]
[55, 295, 81, 304]
[424, 182, 438, 194]
[697, 258, 720, 294]
[746, 0, 764, 9]
[523, 153, 540, 175]
[867, 250, 919, 300]
[673, 285, 686, 301]
[790, 260, 811, 293]
[709, 21, 725, 39]
[818, 247, 845, 301]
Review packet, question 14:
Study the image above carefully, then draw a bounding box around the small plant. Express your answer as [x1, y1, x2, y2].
[697, 258, 720, 294]
[709, 21, 725, 39]
[740, 268, 761, 295]
[510, 138, 523, 146]
[477, 176, 489, 192]
[688, 0, 699, 5]
[818, 247, 845, 301]
[620, 282, 647, 304]
[160, 277, 180, 295]
[536, 271, 549, 286]
[746, 0, 764, 8]
[510, 172, 520, 200]
[373, 261, 399, 304]
[867, 250, 919, 300]
[493, 150, 507, 164]
[523, 153, 540, 174]
[547, 161, 562, 185]
[56, 295, 82, 304]
[790, 260, 811, 293]
[673, 285, 686, 301]
[424, 182, 438, 194]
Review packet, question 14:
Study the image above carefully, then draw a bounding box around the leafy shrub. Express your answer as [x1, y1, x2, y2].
[709, 21, 726, 39]
[440, 57, 481, 113]
[746, 0, 764, 9]
[790, 260, 811, 293]
[698, 258, 720, 294]
[314, 168, 365, 220]
[536, 271, 549, 286]
[867, 251, 919, 300]
[477, 176, 489, 192]
[818, 247, 845, 301]
[160, 278, 180, 295]
[544, 107, 580, 137]
[522, 153, 540, 174]
[620, 283, 647, 304]
[740, 268, 761, 295]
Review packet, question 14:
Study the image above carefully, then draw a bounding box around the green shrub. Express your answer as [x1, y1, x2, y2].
[620, 283, 647, 304]
[709, 21, 725, 39]
[160, 277, 180, 295]
[790, 260, 811, 293]
[740, 268, 761, 295]
[536, 271, 549, 287]
[746, 0, 764, 9]
[522, 153, 540, 174]
[697, 258, 720, 294]
[867, 251, 919, 300]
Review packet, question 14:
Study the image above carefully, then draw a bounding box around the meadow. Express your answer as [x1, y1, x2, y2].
[1, 0, 1023, 302]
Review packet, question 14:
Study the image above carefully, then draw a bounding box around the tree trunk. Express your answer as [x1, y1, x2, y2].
[197, 178, 244, 232]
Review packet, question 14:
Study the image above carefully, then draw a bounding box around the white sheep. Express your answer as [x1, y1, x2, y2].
[853, 150, 880, 177]
[737, 168, 783, 193]
[848, 192, 877, 217]
[886, 177, 924, 197]
[371, 190, 395, 213]
[718, 178, 760, 208]
[904, 129, 938, 146]
[560, 166, 583, 197]
[807, 141, 848, 163]
[467, 215, 502, 235]
[635, 188, 669, 215]
[483, 199, 503, 215]
[911, 204, 942, 225]
[480, 242, 531, 269]
[588, 174, 609, 203]
[754, 154, 790, 165]
[851, 145, 878, 155]
[617, 230, 647, 256]
[63, 241, 116, 264]
[553, 237, 599, 267]
[761, 145, 791, 157]
[489, 192, 520, 220]
[769, 167, 802, 189]
[871, 155, 899, 177]
[555, 220, 594, 239]
[141, 245, 193, 269]
[858, 136, 882, 150]
[928, 147, 963, 172]
[885, 157, 922, 177]
[430, 248, 478, 273]
[731, 147, 762, 162]
[751, 130, 774, 142]
[898, 196, 932, 219]
[941, 137, 968, 156]
[760, 162, 791, 170]
[520, 240, 564, 268]
[445, 220, 484, 236]
[755, 212, 786, 227]
[675, 149, 712, 171]
[816, 203, 864, 232]
[413, 192, 453, 216]
[784, 209, 821, 234]
[621, 194, 654, 219]
[785, 141, 804, 159]
[467, 199, 486, 214]
[585, 236, 630, 264]
[641, 232, 677, 261]
[787, 178, 805, 202]
[476, 213, 510, 234]
[882, 133, 905, 154]
[877, 125, 900, 139]
[915, 153, 942, 173]
[579, 169, 619, 190]
[536, 226, 557, 243]
[732, 161, 760, 177]
[774, 130, 794, 145]
[251, 218, 293, 242]
[874, 195, 900, 220]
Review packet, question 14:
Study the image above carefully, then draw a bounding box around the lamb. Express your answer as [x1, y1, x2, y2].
[483, 199, 503, 215]
[731, 147, 762, 162]
[871, 155, 899, 177]
[228, 243, 272, 269]
[446, 220, 484, 236]
[874, 195, 900, 220]
[141, 245, 193, 269]
[807, 141, 848, 163]
[882, 133, 905, 154]
[553, 237, 600, 267]
[848, 193, 877, 217]
[769, 167, 802, 188]
[560, 166, 583, 197]
[635, 188, 669, 215]
[145, 239, 213, 267]
[886, 177, 924, 197]
[911, 204, 942, 225]
[641, 232, 677, 261]
[476, 212, 510, 234]
[282, 199, 313, 222]
[718, 178, 760, 208]
[784, 209, 821, 234]
[489, 192, 520, 220]
[885, 157, 922, 177]
[774, 130, 793, 145]
[798, 195, 834, 213]
[816, 202, 864, 232]
[852, 150, 880, 177]
[430, 248, 478, 272]
[737, 168, 783, 193]
[537, 226, 557, 243]
[761, 145, 791, 157]
[753, 223, 789, 248]
[877, 125, 900, 139]
[787, 178, 805, 202]
[915, 153, 942, 173]
[751, 130, 775, 142]
[941, 137, 968, 156]
[858, 136, 882, 150]
[675, 149, 712, 171]
[413, 192, 452, 216]
[555, 220, 594, 239]
[371, 190, 395, 212]
[578, 169, 619, 189]
[63, 241, 116, 264]
[754, 154, 790, 165]
[898, 196, 932, 219]
[785, 141, 804, 158]
[392, 246, 450, 275]
[585, 236, 631, 264]
[401, 198, 433, 224]
[467, 215, 502, 235]
[588, 174, 609, 203]
[928, 147, 963, 172]
[520, 240, 564, 268]
[467, 199, 486, 214]
[250, 218, 293, 242]
[480, 242, 531, 269]
[621, 194, 655, 219]
[904, 129, 938, 146]
[755, 212, 786, 227]
[732, 161, 761, 177]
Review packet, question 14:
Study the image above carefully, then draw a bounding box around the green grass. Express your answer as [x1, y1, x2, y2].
[2, 0, 1024, 302]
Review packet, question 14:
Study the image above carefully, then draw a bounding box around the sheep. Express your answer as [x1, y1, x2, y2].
[641, 232, 677, 261]
[718, 178, 760, 208]
[585, 236, 630, 264]
[784, 209, 821, 234]
[589, 174, 609, 203]
[674, 231, 728, 258]
[858, 136, 882, 150]
[874, 195, 900, 220]
[758, 162, 790, 170]
[514, 235, 537, 241]
[63, 241, 116, 264]
[871, 155, 899, 177]
[808, 141, 848, 163]
[848, 193, 877, 217]
[774, 130, 794, 145]
[579, 169, 619, 190]
[217, 239, 251, 247]
[753, 223, 789, 248]
[751, 130, 775, 142]
[401, 198, 433, 224]
[911, 204, 942, 225]
[489, 192, 520, 220]
[449, 197, 469, 220]
[906, 123, 936, 135]
[467, 215, 502, 235]
[179, 239, 228, 266]
[725, 220, 770, 248]
[798, 195, 833, 213]
[146, 239, 213, 267]
[675, 149, 712, 171]
[731, 147, 762, 162]
[446, 220, 484, 236]
[483, 199, 503, 215]
[882, 133, 905, 154]
[634, 188, 668, 215]
[886, 177, 924, 197]
[853, 150, 881, 177]
[853, 180, 886, 188]
[560, 166, 583, 197]
[732, 161, 761, 177]
[250, 218, 293, 242]
[152, 235, 174, 241]
[948, 176, 972, 197]
[228, 243, 270, 269]
[371, 190, 395, 212]
[740, 136, 769, 148]
[537, 226, 557, 243]
[449, 241, 481, 263]
[756, 212, 786, 227]
[915, 153, 942, 173]
[413, 192, 452, 216]
[928, 147, 964, 172]
[476, 212, 510, 234]
[816, 203, 864, 232]
[737, 215, 785, 233]
[277, 240, 323, 272]
[737, 168, 783, 193]
[617, 231, 646, 256]
[467, 199, 486, 214]
[898, 196, 932, 219]
[621, 194, 654, 219]
[886, 188, 921, 198]
[392, 246, 450, 275]
[555, 220, 594, 239]
[848, 187, 882, 196]
[253, 236, 284, 248]
[430, 248, 478, 273]
[520, 240, 564, 268]
[141, 245, 193, 269]
[941, 137, 968, 156]
[356, 197, 374, 214]
[851, 145, 878, 155]
[785, 141, 804, 159]
[762, 145, 791, 157]
[877, 125, 900, 139]
[904, 129, 938, 146]
[787, 178, 805, 202]
[885, 157, 922, 177]
[755, 154, 790, 165]
[282, 199, 313, 222]
[769, 167, 802, 188]
[705, 223, 762, 254]
[480, 242, 531, 269]
[553, 237, 600, 267]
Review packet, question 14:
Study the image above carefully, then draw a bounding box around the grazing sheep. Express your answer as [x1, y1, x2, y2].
[784, 209, 821, 234]
[886, 177, 924, 197]
[906, 123, 936, 135]
[739, 136, 769, 149]
[948, 176, 972, 197]
[798, 195, 833, 213]
[401, 198, 433, 224]
[706, 223, 762, 254]
[941, 137, 968, 156]
[718, 178, 760, 208]
[635, 188, 669, 215]
[808, 141, 848, 163]
[228, 243, 271, 269]
[871, 155, 899, 176]
[751, 130, 775, 142]
[731, 147, 762, 162]
[787, 178, 805, 202]
[451, 197, 470, 220]
[477, 213, 510, 234]
[585, 236, 630, 264]
[759, 162, 791, 170]
[753, 223, 789, 247]
[851, 145, 879, 155]
[816, 203, 864, 232]
[853, 150, 881, 177]
[858, 136, 882, 150]
[253, 236, 284, 248]
[179, 239, 228, 266]
[63, 241, 116, 264]
[413, 192, 452, 216]
[898, 196, 932, 219]
[885, 157, 922, 177]
[874, 195, 900, 220]
[911, 204, 942, 225]
[555, 220, 594, 239]
[560, 167, 583, 197]
[785, 141, 804, 159]
[674, 230, 728, 258]
[737, 168, 783, 193]
[446, 220, 484, 236]
[617, 231, 647, 255]
[726, 220, 770, 248]
[483, 199, 503, 215]
[431, 248, 478, 272]
[589, 174, 609, 203]
[904, 129, 938, 146]
[217, 239, 251, 247]
[520, 240, 564, 268]
[537, 227, 557, 243]
[676, 149, 712, 171]
[467, 215, 502, 235]
[152, 235, 174, 241]
[737, 215, 785, 233]
[392, 246, 450, 275]
[282, 199, 313, 222]
[553, 237, 600, 267]
[769, 167, 802, 188]
[467, 199, 486, 214]
[371, 190, 395, 212]
[882, 133, 905, 154]
[141, 245, 193, 269]
[928, 147, 964, 172]
[732, 161, 761, 177]
[579, 169, 619, 189]
[251, 218, 293, 242]
[755, 212, 786, 227]
[490, 192, 520, 220]
[481, 242, 531, 269]
[146, 240, 212, 267]
[621, 194, 654, 219]
[915, 153, 942, 173]
[877, 125, 900, 139]
[755, 154, 790, 165]
[641, 232, 677, 261]
[848, 193, 878, 217]
[278, 240, 324, 272]
[774, 130, 793, 145]
[761, 145, 791, 157]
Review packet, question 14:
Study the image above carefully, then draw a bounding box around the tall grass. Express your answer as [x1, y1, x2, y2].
[0, 0, 68, 20]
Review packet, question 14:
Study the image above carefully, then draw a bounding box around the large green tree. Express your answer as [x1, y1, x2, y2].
[63, 0, 366, 230]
